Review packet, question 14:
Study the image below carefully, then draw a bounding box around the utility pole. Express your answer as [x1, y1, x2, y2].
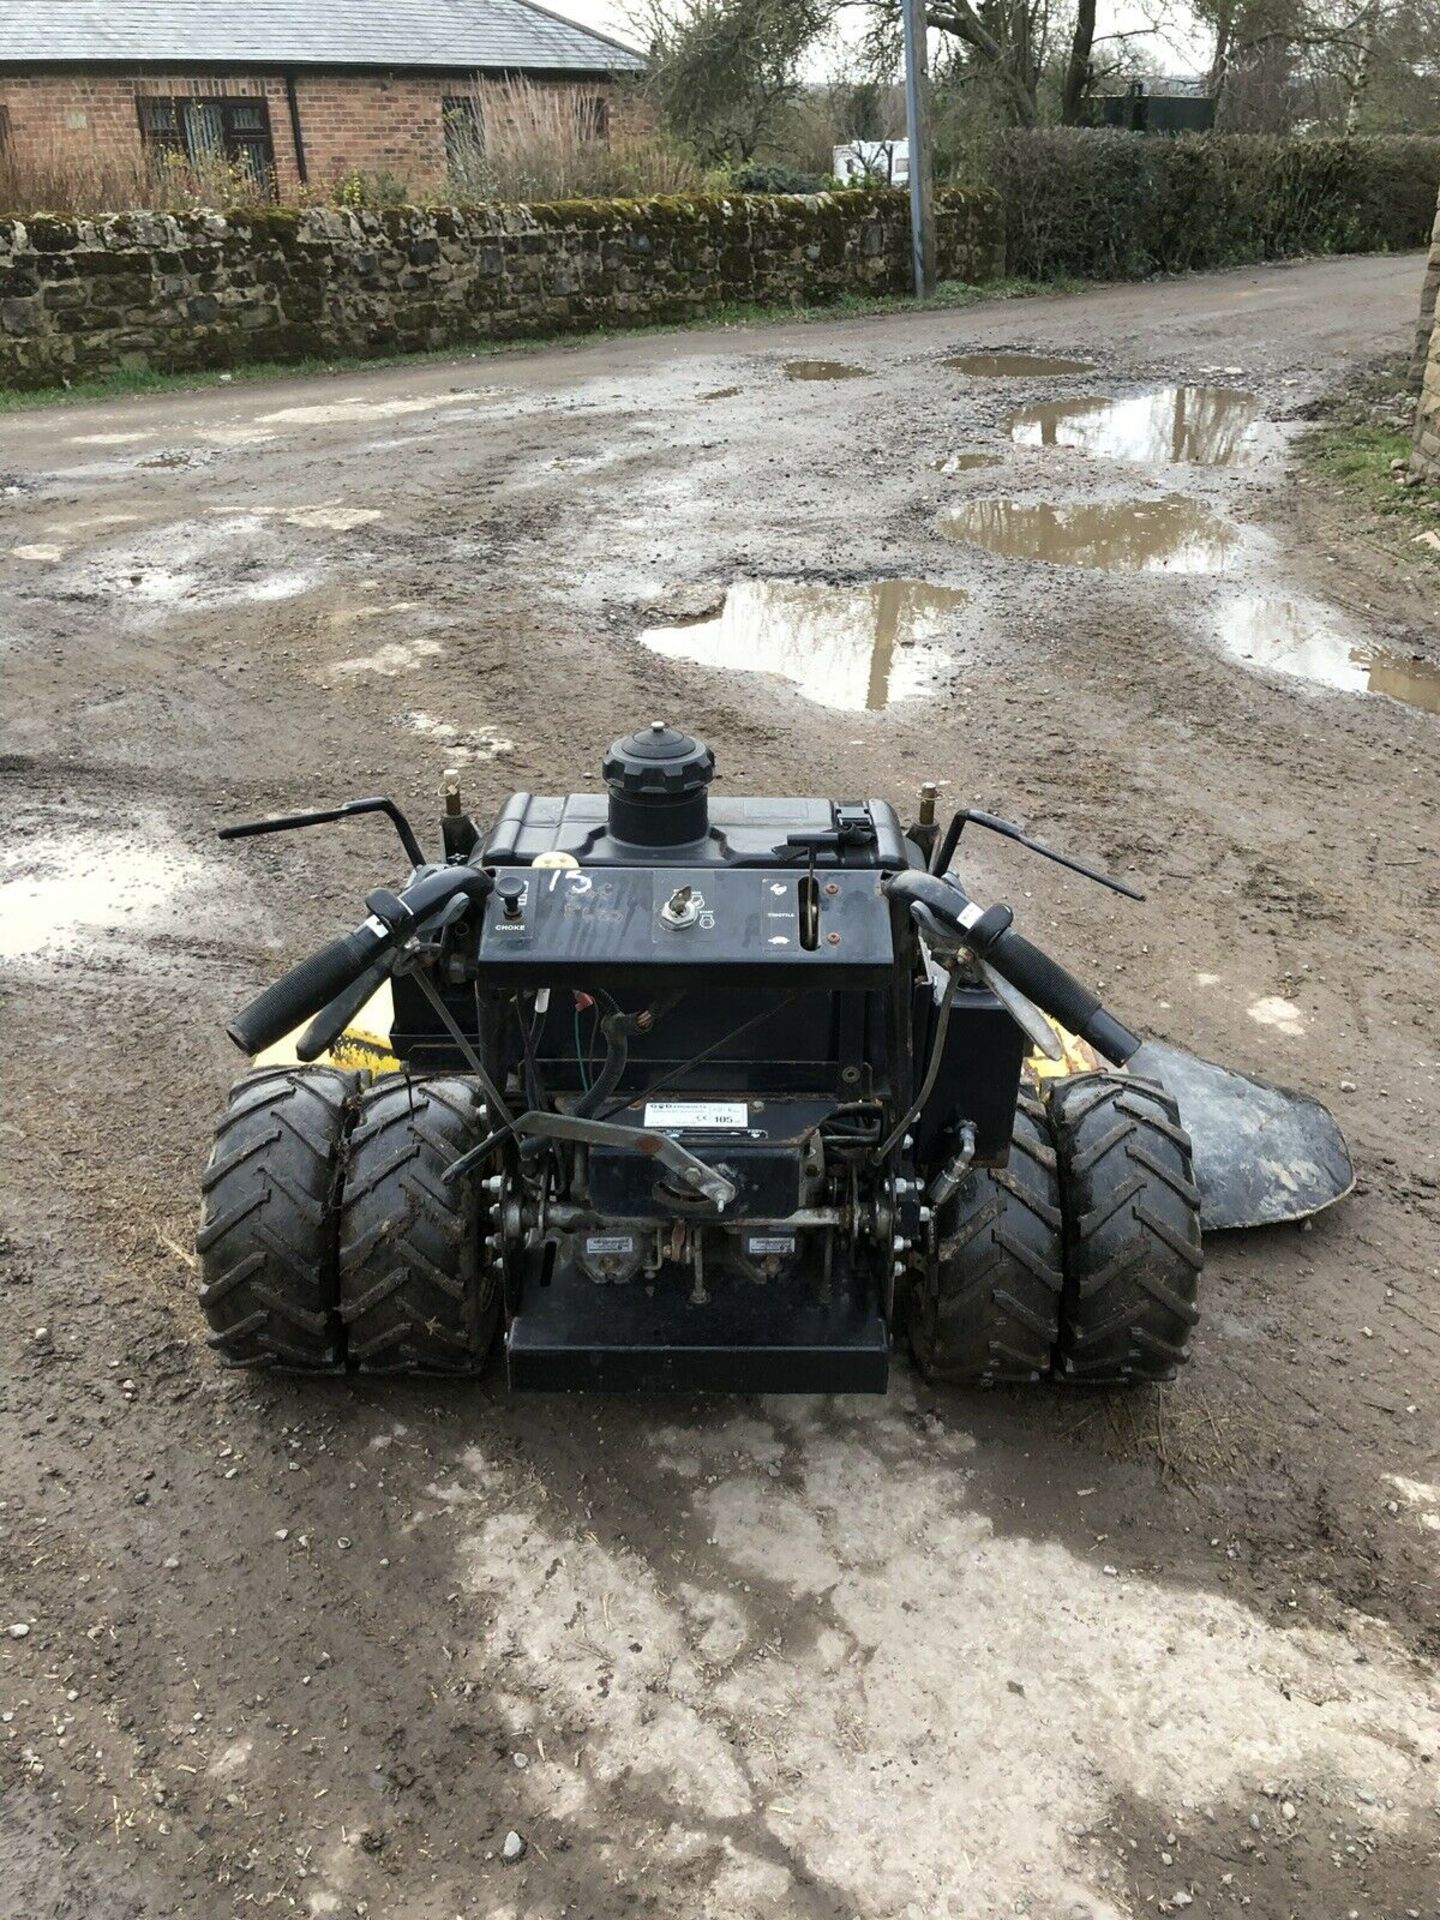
[901, 0, 936, 298]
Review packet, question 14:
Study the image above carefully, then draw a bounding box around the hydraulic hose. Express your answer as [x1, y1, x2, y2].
[574, 1006, 631, 1118]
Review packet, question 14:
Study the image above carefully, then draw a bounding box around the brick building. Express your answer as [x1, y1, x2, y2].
[0, 0, 644, 202]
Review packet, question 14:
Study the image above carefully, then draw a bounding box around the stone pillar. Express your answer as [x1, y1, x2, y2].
[1413, 321, 1440, 481]
[1409, 186, 1440, 394]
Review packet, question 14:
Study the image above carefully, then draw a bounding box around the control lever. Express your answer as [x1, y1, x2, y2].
[930, 807, 1144, 901]
[297, 957, 393, 1063]
[910, 900, 1062, 1063]
[514, 1111, 738, 1210]
[226, 865, 492, 1057]
[219, 795, 428, 870]
[973, 957, 1065, 1062]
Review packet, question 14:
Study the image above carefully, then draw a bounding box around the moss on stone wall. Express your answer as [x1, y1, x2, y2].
[0, 187, 1002, 391]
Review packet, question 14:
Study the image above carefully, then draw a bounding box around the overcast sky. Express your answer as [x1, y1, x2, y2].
[554, 1, 1212, 76]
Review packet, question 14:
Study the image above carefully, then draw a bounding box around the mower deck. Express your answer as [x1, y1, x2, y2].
[506, 1257, 890, 1394]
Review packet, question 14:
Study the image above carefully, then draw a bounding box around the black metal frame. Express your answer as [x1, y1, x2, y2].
[365, 775, 1027, 1394]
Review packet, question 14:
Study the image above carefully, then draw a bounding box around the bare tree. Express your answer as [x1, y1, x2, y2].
[1062, 0, 1098, 123]
[861, 2, 1117, 129]
[1192, 0, 1417, 125]
[629, 0, 832, 163]
[924, 3, 1042, 126]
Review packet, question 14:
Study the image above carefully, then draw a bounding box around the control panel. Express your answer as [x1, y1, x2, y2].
[476, 865, 895, 986]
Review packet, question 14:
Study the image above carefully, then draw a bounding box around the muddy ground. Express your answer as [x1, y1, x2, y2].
[2, 253, 1438, 1920]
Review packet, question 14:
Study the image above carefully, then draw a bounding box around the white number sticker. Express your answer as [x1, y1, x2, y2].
[643, 1101, 748, 1129]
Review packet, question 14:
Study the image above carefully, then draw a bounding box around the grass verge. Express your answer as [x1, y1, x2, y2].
[0, 274, 1065, 413]
[1298, 357, 1440, 563]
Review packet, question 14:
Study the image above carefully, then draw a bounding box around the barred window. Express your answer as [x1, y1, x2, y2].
[138, 95, 276, 193]
[443, 95, 483, 175]
[578, 94, 610, 143]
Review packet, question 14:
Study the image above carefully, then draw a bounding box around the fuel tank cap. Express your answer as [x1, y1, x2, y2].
[604, 720, 714, 792]
[603, 721, 715, 847]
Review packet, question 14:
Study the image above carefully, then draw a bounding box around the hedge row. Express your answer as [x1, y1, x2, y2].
[984, 132, 1440, 282]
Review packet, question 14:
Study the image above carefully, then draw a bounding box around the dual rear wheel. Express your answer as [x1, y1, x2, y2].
[199, 1066, 1202, 1387]
[907, 1074, 1204, 1388]
[197, 1069, 501, 1374]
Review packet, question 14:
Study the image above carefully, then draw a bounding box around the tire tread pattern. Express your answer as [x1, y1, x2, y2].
[338, 1076, 498, 1374]
[909, 1090, 1064, 1385]
[1052, 1073, 1203, 1386]
[196, 1066, 359, 1369]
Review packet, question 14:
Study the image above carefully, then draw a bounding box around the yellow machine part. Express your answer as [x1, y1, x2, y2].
[254, 980, 403, 1077]
[1024, 1017, 1107, 1085]
[255, 987, 1100, 1099]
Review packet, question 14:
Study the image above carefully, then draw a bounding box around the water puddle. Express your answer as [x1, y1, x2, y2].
[701, 386, 741, 401]
[939, 495, 1239, 572]
[1009, 387, 1260, 466]
[640, 578, 966, 711]
[947, 352, 1093, 378]
[782, 360, 867, 382]
[933, 452, 1003, 476]
[1, 816, 218, 963]
[1217, 596, 1440, 714]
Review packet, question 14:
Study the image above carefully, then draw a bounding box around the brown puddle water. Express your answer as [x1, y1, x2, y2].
[939, 496, 1239, 573]
[639, 578, 967, 711]
[933, 452, 1004, 476]
[1217, 597, 1440, 714]
[1009, 387, 1260, 466]
[783, 360, 868, 382]
[947, 352, 1093, 378]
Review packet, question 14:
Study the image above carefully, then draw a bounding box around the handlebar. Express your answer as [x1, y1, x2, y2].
[227, 865, 492, 1057]
[296, 957, 395, 1064]
[884, 869, 1142, 1065]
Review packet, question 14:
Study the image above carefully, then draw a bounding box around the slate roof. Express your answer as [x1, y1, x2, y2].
[0, 0, 643, 73]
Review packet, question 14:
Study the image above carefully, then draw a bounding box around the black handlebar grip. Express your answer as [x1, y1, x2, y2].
[296, 956, 392, 1064]
[227, 920, 391, 1057]
[1080, 1006, 1144, 1067]
[984, 928, 1141, 1064]
[881, 871, 1143, 1065]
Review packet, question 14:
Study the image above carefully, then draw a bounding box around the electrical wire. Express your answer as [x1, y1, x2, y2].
[595, 991, 801, 1123]
[573, 1002, 590, 1091]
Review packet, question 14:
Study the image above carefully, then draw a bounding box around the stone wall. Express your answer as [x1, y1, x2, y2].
[0, 189, 1001, 390]
[1409, 186, 1440, 395]
[1414, 302, 1440, 483]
